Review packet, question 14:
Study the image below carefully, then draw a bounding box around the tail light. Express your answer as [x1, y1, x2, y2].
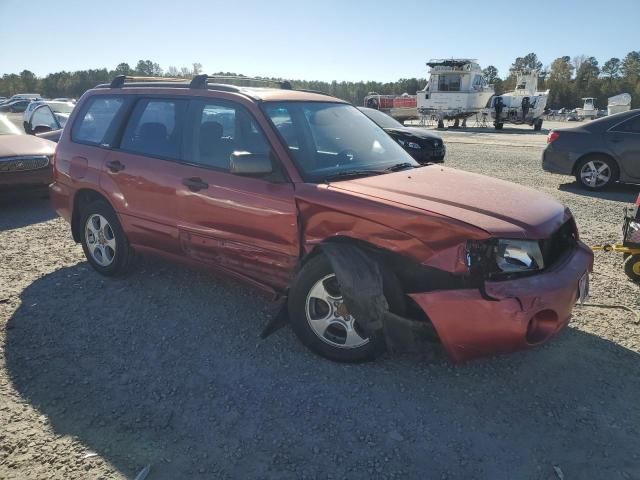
[547, 131, 560, 144]
[635, 193, 640, 207]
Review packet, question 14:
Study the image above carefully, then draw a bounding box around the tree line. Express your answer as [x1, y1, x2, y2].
[1, 52, 639, 109]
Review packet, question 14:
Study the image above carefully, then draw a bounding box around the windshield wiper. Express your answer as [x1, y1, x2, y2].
[384, 162, 418, 172]
[322, 169, 384, 182]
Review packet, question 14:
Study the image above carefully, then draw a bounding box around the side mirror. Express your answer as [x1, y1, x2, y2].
[32, 125, 53, 134]
[229, 151, 272, 176]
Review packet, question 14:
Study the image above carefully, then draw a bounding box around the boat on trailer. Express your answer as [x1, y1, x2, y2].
[576, 98, 597, 120]
[486, 70, 549, 130]
[416, 59, 494, 128]
[608, 93, 632, 116]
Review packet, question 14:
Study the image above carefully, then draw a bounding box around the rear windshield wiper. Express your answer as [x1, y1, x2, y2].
[322, 170, 384, 182]
[384, 162, 418, 172]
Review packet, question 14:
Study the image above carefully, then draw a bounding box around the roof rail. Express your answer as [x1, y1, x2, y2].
[109, 75, 189, 88]
[189, 74, 292, 90]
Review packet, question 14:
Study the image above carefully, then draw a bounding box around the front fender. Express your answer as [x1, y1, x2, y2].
[295, 184, 489, 273]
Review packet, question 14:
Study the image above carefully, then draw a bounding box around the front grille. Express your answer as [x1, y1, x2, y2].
[0, 155, 50, 173]
[540, 220, 578, 268]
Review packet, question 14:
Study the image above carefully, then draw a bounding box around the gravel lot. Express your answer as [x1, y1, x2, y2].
[1, 131, 640, 479]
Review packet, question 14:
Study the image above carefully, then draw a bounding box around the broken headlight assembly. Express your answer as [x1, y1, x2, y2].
[466, 239, 544, 279]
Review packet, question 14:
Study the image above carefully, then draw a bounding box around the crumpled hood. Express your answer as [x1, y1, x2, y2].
[329, 165, 568, 239]
[0, 134, 56, 158]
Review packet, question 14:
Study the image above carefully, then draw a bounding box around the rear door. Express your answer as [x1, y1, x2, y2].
[174, 98, 299, 290]
[100, 97, 189, 254]
[606, 113, 640, 178]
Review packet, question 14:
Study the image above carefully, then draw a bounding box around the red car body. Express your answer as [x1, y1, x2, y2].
[51, 83, 593, 362]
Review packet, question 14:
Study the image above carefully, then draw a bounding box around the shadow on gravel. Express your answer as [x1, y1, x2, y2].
[559, 181, 640, 203]
[5, 260, 640, 479]
[0, 195, 55, 231]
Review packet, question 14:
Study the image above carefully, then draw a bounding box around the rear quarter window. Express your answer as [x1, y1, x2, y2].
[72, 96, 126, 145]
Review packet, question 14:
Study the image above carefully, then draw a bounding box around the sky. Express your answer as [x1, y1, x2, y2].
[1, 0, 638, 82]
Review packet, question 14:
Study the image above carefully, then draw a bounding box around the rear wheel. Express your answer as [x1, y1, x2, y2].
[288, 253, 404, 362]
[575, 156, 618, 190]
[79, 200, 135, 276]
[624, 254, 640, 283]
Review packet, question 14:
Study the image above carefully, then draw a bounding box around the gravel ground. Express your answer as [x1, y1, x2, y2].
[1, 137, 640, 480]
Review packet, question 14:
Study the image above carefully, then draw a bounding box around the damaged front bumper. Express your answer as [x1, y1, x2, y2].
[409, 242, 593, 362]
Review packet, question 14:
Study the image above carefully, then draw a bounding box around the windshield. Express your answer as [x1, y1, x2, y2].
[263, 102, 417, 182]
[47, 102, 74, 114]
[0, 115, 22, 135]
[359, 107, 404, 129]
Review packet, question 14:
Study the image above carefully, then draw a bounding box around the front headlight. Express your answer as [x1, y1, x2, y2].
[495, 239, 544, 272]
[398, 139, 421, 149]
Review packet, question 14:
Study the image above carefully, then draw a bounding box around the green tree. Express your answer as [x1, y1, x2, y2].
[482, 65, 499, 84]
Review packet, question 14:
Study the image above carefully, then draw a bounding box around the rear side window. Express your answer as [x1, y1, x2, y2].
[612, 115, 640, 134]
[120, 98, 188, 160]
[72, 97, 125, 145]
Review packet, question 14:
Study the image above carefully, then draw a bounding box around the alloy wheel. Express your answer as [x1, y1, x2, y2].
[85, 214, 116, 266]
[304, 274, 369, 349]
[580, 160, 611, 188]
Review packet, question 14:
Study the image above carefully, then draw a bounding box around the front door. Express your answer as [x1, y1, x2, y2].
[175, 98, 299, 290]
[606, 113, 640, 178]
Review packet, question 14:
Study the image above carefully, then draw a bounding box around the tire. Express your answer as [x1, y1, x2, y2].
[575, 156, 618, 190]
[437, 119, 445, 129]
[534, 119, 543, 131]
[495, 122, 503, 130]
[287, 253, 405, 362]
[624, 254, 640, 283]
[79, 199, 135, 276]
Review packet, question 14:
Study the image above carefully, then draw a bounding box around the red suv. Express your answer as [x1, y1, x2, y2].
[51, 75, 593, 362]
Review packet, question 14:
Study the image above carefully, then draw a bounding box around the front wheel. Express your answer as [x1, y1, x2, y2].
[80, 200, 135, 276]
[624, 254, 640, 283]
[575, 156, 618, 190]
[287, 253, 404, 362]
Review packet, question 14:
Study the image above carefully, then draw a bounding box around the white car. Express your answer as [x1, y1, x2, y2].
[23, 101, 75, 130]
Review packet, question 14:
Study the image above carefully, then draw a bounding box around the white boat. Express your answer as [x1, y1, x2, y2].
[608, 93, 632, 116]
[486, 70, 549, 130]
[576, 98, 597, 120]
[416, 59, 494, 128]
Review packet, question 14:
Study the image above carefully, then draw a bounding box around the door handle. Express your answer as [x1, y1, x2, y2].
[106, 160, 125, 172]
[182, 177, 209, 192]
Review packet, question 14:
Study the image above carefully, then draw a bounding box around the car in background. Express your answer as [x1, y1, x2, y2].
[543, 109, 640, 189]
[23, 100, 74, 131]
[358, 106, 445, 163]
[23, 104, 65, 142]
[8, 93, 42, 102]
[0, 99, 33, 113]
[0, 113, 55, 194]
